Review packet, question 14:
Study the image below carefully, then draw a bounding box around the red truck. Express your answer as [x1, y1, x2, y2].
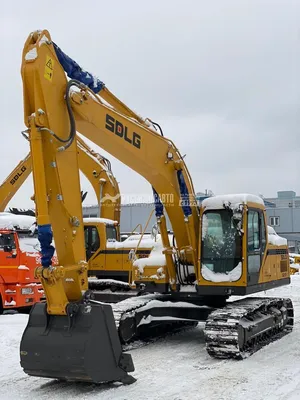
[0, 228, 57, 314]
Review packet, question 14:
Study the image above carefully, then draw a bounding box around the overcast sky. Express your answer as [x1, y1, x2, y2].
[0, 0, 299, 208]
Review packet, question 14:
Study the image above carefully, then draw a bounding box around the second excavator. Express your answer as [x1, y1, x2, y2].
[0, 135, 120, 222]
[0, 135, 153, 291]
[19, 30, 293, 385]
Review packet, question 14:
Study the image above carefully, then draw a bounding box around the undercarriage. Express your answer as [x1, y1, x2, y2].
[91, 289, 294, 360]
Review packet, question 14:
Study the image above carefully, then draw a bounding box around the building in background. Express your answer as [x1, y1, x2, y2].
[265, 191, 300, 253]
[83, 189, 300, 253]
[83, 202, 164, 234]
[83, 190, 214, 234]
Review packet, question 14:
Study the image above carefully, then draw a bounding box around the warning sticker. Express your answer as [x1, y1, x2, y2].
[44, 55, 54, 82]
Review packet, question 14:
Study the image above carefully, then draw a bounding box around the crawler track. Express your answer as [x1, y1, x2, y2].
[204, 297, 294, 359]
[112, 295, 198, 344]
[92, 295, 294, 359]
[93, 294, 201, 344]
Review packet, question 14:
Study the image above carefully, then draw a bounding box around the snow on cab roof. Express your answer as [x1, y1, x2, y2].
[83, 217, 117, 225]
[202, 193, 264, 210]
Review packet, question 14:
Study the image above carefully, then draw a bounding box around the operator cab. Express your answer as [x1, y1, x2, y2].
[198, 193, 289, 295]
[83, 217, 118, 261]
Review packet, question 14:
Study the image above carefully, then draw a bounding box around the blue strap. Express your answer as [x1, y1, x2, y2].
[38, 224, 55, 267]
[152, 187, 164, 217]
[52, 42, 105, 93]
[177, 170, 192, 217]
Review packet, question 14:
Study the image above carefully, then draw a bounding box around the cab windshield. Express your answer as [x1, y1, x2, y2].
[201, 209, 243, 277]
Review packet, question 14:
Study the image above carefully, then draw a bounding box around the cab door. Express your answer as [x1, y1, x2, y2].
[247, 209, 266, 285]
[84, 225, 105, 275]
[84, 226, 100, 261]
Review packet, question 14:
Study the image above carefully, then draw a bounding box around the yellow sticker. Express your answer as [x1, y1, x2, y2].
[44, 55, 54, 81]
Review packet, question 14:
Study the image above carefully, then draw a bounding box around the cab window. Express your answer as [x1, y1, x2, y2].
[0, 233, 16, 251]
[260, 213, 266, 253]
[84, 226, 100, 260]
[106, 225, 117, 241]
[247, 210, 260, 252]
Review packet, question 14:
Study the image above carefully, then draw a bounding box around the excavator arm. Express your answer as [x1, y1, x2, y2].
[20, 30, 135, 385]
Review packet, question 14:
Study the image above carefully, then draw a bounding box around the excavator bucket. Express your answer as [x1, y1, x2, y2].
[20, 301, 135, 384]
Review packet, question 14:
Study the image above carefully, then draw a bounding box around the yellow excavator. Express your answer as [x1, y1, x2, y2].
[19, 30, 293, 385]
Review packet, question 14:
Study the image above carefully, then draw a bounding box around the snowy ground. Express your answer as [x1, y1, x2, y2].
[1, 277, 300, 400]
